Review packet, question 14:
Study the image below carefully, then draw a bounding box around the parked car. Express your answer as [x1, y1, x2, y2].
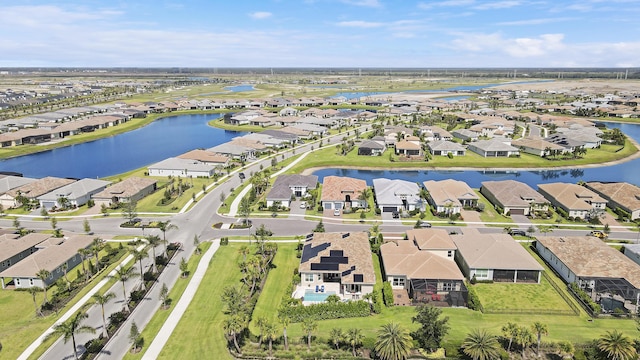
[392, 211, 399, 219]
[416, 221, 432, 228]
[334, 209, 341, 216]
[300, 202, 306, 209]
[509, 229, 527, 236]
[238, 172, 245, 180]
[589, 230, 607, 239]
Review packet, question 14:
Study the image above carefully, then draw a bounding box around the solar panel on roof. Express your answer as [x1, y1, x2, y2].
[353, 274, 364, 282]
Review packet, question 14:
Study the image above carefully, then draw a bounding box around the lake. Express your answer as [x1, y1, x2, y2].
[0, 113, 240, 179]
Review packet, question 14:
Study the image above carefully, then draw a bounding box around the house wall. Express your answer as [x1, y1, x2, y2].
[148, 168, 213, 178]
[624, 248, 640, 267]
[11, 251, 85, 289]
[469, 268, 495, 281]
[0, 194, 16, 209]
[535, 242, 578, 284]
[429, 249, 456, 260]
[386, 275, 408, 290]
[0, 247, 39, 272]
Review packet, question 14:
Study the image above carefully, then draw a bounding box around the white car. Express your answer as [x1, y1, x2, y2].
[334, 209, 341, 216]
[300, 202, 306, 209]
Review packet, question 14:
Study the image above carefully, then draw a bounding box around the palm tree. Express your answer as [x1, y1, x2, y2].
[193, 234, 201, 254]
[348, 328, 365, 357]
[515, 326, 534, 359]
[27, 286, 42, 317]
[301, 318, 317, 351]
[61, 263, 70, 290]
[375, 322, 413, 360]
[91, 238, 104, 272]
[92, 292, 116, 339]
[238, 245, 250, 262]
[597, 330, 636, 360]
[43, 311, 96, 360]
[502, 322, 518, 352]
[78, 248, 91, 282]
[278, 310, 291, 351]
[256, 316, 267, 347]
[130, 249, 148, 290]
[223, 314, 246, 355]
[263, 320, 278, 357]
[146, 235, 162, 272]
[157, 220, 178, 256]
[461, 329, 501, 360]
[330, 328, 344, 350]
[36, 269, 51, 304]
[110, 266, 138, 310]
[531, 321, 548, 356]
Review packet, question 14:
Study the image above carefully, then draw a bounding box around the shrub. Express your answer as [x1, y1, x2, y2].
[220, 237, 229, 245]
[372, 286, 383, 314]
[279, 300, 371, 322]
[569, 283, 601, 314]
[382, 282, 394, 307]
[84, 337, 106, 354]
[466, 284, 483, 311]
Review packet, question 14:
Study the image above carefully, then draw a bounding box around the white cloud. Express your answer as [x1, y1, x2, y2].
[340, 0, 383, 7]
[497, 17, 574, 26]
[473, 1, 522, 9]
[249, 11, 272, 19]
[417, 0, 475, 10]
[336, 20, 384, 28]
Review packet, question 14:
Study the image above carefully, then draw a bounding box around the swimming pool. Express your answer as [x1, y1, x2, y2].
[304, 290, 336, 302]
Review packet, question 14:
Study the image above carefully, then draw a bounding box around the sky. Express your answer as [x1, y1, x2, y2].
[1, 0, 639, 68]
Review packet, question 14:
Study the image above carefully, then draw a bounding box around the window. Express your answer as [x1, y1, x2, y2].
[447, 250, 453, 257]
[442, 282, 455, 291]
[304, 274, 314, 282]
[392, 277, 405, 287]
[474, 269, 489, 279]
[15, 279, 20, 285]
[29, 279, 34, 286]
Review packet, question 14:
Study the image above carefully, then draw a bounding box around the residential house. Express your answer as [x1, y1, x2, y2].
[545, 133, 586, 152]
[423, 179, 478, 215]
[0, 176, 37, 207]
[321, 176, 368, 211]
[266, 174, 318, 208]
[538, 183, 607, 219]
[537, 236, 640, 304]
[468, 139, 520, 157]
[372, 178, 423, 213]
[0, 233, 48, 272]
[1, 177, 76, 208]
[395, 140, 422, 157]
[208, 142, 257, 161]
[147, 157, 217, 178]
[380, 228, 466, 306]
[452, 229, 543, 283]
[584, 182, 640, 220]
[91, 177, 157, 207]
[480, 180, 548, 216]
[511, 138, 566, 157]
[177, 149, 230, 168]
[452, 129, 480, 142]
[427, 140, 466, 156]
[38, 178, 111, 210]
[0, 234, 94, 289]
[296, 232, 375, 302]
[357, 139, 386, 156]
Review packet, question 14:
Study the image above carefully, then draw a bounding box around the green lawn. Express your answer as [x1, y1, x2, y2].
[157, 244, 242, 360]
[473, 276, 573, 313]
[123, 242, 212, 360]
[474, 190, 512, 224]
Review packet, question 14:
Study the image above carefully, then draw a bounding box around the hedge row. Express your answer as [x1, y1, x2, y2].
[279, 300, 371, 322]
[569, 283, 601, 315]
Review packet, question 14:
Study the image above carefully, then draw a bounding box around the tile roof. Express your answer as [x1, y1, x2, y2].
[423, 179, 478, 207]
[395, 140, 421, 150]
[0, 232, 41, 260]
[427, 140, 466, 152]
[321, 176, 367, 202]
[512, 138, 565, 151]
[266, 174, 318, 201]
[585, 182, 640, 212]
[299, 232, 375, 284]
[380, 240, 464, 280]
[406, 228, 456, 251]
[0, 175, 36, 194]
[38, 178, 111, 202]
[372, 178, 421, 206]
[481, 180, 547, 208]
[452, 229, 543, 271]
[538, 183, 607, 211]
[91, 177, 157, 199]
[177, 149, 229, 164]
[6, 177, 76, 199]
[537, 236, 640, 288]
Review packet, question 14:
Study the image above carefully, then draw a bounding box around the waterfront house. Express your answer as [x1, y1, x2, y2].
[480, 180, 548, 216]
[38, 178, 111, 210]
[1, 177, 76, 209]
[147, 157, 217, 178]
[321, 176, 368, 211]
[423, 179, 478, 215]
[372, 178, 423, 213]
[91, 177, 157, 207]
[266, 174, 318, 208]
[357, 139, 386, 156]
[427, 140, 466, 156]
[584, 182, 640, 220]
[538, 182, 607, 219]
[468, 139, 520, 157]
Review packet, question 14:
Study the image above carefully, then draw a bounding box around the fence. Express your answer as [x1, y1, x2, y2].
[541, 271, 581, 316]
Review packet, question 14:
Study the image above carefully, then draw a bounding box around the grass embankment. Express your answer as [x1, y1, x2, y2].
[287, 139, 638, 173]
[157, 244, 242, 360]
[473, 277, 573, 313]
[123, 242, 212, 360]
[0, 250, 130, 360]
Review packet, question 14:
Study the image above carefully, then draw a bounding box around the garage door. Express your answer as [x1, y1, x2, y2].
[510, 208, 525, 215]
[324, 203, 332, 210]
[42, 201, 56, 210]
[382, 206, 397, 213]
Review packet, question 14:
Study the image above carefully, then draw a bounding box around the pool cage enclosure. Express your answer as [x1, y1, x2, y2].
[409, 279, 468, 307]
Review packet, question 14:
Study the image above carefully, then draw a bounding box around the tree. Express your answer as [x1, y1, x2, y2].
[91, 237, 104, 272]
[411, 305, 449, 352]
[157, 220, 178, 256]
[100, 203, 109, 216]
[313, 220, 325, 233]
[146, 235, 162, 272]
[604, 223, 611, 235]
[13, 217, 21, 232]
[129, 321, 142, 353]
[263, 320, 278, 357]
[461, 329, 501, 360]
[83, 219, 91, 234]
[36, 269, 51, 304]
[348, 328, 365, 357]
[597, 330, 636, 360]
[43, 311, 95, 360]
[122, 200, 138, 224]
[160, 282, 169, 309]
[110, 266, 138, 310]
[278, 311, 291, 351]
[179, 257, 188, 278]
[193, 234, 201, 254]
[78, 248, 92, 282]
[238, 245, 250, 262]
[375, 322, 413, 360]
[526, 225, 536, 238]
[40, 207, 49, 218]
[61, 263, 70, 290]
[502, 322, 518, 353]
[302, 317, 317, 351]
[223, 314, 246, 354]
[515, 326, 534, 359]
[252, 224, 273, 255]
[557, 341, 575, 360]
[27, 286, 43, 317]
[221, 285, 248, 315]
[239, 197, 252, 226]
[130, 249, 148, 289]
[330, 328, 344, 350]
[91, 292, 116, 339]
[531, 321, 548, 356]
[50, 216, 58, 231]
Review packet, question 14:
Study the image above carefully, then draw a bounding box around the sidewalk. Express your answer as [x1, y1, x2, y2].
[141, 239, 221, 359]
